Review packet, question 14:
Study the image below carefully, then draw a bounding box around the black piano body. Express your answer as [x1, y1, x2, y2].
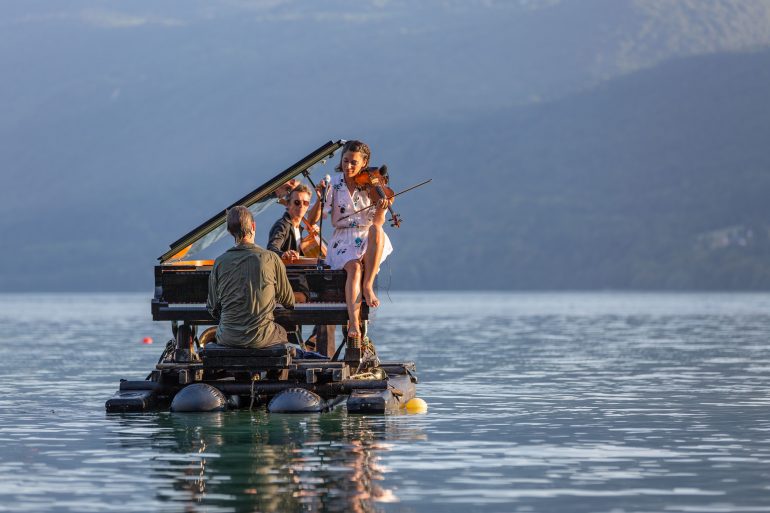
[151, 259, 367, 328]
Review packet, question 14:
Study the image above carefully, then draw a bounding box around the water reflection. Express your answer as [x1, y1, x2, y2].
[5, 293, 770, 512]
[110, 411, 424, 512]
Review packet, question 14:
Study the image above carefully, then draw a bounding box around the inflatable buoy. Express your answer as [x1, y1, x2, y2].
[405, 397, 427, 414]
[268, 388, 324, 413]
[142, 337, 153, 344]
[171, 383, 227, 412]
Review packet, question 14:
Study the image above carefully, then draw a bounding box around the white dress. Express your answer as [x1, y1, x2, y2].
[324, 174, 393, 270]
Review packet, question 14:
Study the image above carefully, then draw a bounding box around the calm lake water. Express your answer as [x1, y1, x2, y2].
[2, 292, 770, 512]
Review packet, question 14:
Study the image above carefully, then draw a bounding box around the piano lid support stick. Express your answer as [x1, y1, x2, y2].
[301, 170, 317, 190]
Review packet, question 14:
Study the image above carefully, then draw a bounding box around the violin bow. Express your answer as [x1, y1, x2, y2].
[337, 179, 432, 222]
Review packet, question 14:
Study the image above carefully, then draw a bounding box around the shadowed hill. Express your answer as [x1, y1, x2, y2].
[384, 50, 770, 290]
[3, 49, 770, 290]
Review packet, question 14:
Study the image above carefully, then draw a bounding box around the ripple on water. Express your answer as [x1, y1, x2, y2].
[2, 292, 770, 512]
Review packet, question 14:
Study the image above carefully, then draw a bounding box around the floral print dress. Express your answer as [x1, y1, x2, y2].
[324, 173, 393, 270]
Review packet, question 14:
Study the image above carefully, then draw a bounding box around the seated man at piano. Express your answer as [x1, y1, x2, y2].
[267, 184, 313, 262]
[206, 205, 295, 349]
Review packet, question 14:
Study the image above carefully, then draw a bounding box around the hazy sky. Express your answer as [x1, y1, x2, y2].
[3, 0, 770, 290]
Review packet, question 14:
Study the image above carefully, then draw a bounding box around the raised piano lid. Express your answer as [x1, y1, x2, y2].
[159, 140, 345, 263]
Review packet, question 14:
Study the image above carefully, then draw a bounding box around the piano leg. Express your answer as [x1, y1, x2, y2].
[174, 323, 198, 363]
[315, 325, 336, 357]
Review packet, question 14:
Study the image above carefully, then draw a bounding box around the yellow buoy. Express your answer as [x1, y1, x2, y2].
[405, 397, 428, 414]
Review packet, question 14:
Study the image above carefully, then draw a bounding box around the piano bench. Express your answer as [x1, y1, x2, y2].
[200, 343, 292, 369]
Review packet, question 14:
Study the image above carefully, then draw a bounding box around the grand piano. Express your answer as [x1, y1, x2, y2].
[105, 140, 415, 414]
[151, 140, 367, 354]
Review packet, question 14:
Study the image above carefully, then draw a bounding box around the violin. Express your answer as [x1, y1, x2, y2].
[299, 217, 327, 258]
[353, 165, 402, 228]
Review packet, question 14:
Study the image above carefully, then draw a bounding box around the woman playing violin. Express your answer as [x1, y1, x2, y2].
[308, 140, 393, 341]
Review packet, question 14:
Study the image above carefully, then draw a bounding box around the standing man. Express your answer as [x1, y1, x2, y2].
[267, 184, 314, 261]
[207, 205, 294, 348]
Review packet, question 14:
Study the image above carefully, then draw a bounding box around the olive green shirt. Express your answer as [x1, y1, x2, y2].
[207, 242, 294, 348]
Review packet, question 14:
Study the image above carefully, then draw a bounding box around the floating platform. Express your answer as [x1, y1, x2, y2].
[106, 341, 417, 414]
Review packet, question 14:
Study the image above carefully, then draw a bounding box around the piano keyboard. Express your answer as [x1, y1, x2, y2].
[152, 301, 365, 325]
[285, 302, 346, 310]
